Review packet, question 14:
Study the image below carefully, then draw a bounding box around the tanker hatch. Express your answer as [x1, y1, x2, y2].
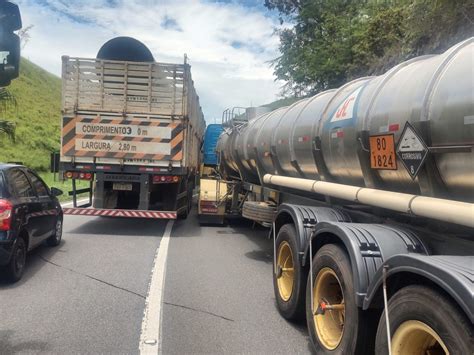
[97, 36, 154, 62]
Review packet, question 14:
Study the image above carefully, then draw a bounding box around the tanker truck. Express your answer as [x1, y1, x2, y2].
[200, 38, 474, 354]
[60, 37, 205, 219]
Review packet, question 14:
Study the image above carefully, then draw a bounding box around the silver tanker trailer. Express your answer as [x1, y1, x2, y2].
[199, 37, 474, 354]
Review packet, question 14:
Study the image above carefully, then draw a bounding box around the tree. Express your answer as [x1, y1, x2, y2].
[17, 24, 33, 50]
[266, 0, 474, 96]
[267, 0, 376, 95]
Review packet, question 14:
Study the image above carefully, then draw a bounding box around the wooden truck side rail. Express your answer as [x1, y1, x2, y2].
[61, 56, 206, 170]
[61, 56, 192, 117]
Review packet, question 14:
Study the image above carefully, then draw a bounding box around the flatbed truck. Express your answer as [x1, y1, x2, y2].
[60, 37, 205, 219]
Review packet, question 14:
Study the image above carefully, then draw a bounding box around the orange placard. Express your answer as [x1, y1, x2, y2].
[369, 134, 397, 170]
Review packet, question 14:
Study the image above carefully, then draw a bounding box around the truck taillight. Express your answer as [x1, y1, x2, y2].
[0, 199, 13, 231]
[64, 171, 93, 180]
[152, 175, 180, 184]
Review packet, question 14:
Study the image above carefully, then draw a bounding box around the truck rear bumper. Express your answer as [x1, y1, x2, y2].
[63, 208, 176, 219]
[59, 162, 189, 175]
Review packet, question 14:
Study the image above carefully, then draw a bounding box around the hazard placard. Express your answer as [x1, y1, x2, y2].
[369, 134, 397, 170]
[396, 122, 429, 179]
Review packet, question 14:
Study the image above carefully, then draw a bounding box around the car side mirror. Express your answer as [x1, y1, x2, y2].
[50, 187, 63, 197]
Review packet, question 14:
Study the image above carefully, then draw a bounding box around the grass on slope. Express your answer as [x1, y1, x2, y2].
[0, 58, 61, 172]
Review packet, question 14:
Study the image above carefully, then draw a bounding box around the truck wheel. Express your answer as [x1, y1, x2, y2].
[177, 186, 193, 219]
[273, 224, 306, 320]
[177, 206, 189, 219]
[242, 201, 276, 224]
[2, 237, 26, 283]
[375, 285, 473, 355]
[306, 244, 375, 354]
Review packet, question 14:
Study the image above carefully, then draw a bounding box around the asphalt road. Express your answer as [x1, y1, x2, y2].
[162, 213, 311, 354]
[0, 215, 166, 354]
[0, 209, 311, 354]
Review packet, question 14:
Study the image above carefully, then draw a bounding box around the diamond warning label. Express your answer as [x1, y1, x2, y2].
[396, 122, 429, 179]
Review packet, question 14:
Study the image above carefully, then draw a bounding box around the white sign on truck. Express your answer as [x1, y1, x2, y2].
[76, 122, 172, 139]
[75, 139, 171, 155]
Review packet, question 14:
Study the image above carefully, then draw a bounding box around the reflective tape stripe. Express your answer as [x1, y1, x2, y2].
[63, 208, 176, 219]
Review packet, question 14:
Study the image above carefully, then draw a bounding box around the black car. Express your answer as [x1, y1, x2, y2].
[0, 164, 63, 282]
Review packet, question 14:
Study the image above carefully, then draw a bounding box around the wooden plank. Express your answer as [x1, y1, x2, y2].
[69, 70, 183, 82]
[76, 73, 103, 81]
[100, 88, 179, 100]
[66, 57, 185, 68]
[128, 77, 182, 86]
[75, 81, 102, 88]
[102, 62, 184, 71]
[103, 82, 149, 91]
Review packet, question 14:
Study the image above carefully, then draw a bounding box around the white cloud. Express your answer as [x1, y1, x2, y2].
[16, 0, 284, 121]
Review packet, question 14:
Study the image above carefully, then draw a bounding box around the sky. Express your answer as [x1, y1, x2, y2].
[15, 0, 285, 123]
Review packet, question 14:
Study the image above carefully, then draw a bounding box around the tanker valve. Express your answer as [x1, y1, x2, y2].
[315, 299, 345, 315]
[275, 265, 293, 278]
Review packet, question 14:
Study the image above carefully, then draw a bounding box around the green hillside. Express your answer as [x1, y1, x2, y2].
[0, 58, 61, 171]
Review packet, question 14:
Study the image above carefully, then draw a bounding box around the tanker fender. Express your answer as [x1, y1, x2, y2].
[273, 204, 350, 266]
[309, 222, 428, 307]
[363, 254, 474, 323]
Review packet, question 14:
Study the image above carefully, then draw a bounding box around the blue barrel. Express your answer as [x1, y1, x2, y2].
[203, 124, 224, 165]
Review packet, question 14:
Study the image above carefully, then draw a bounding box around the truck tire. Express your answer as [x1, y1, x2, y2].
[242, 201, 276, 224]
[178, 185, 193, 220]
[375, 285, 473, 355]
[273, 224, 307, 320]
[177, 205, 189, 219]
[306, 244, 376, 354]
[2, 236, 26, 283]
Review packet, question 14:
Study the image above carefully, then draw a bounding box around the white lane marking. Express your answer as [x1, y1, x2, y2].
[139, 220, 174, 355]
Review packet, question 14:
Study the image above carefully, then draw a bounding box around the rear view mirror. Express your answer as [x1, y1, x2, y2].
[50, 187, 63, 197]
[0, 1, 22, 86]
